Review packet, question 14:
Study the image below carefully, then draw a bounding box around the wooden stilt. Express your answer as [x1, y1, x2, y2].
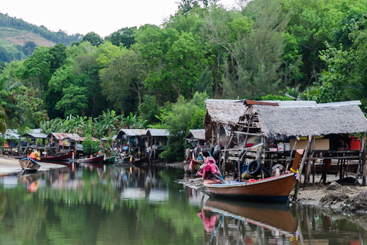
[293, 134, 313, 200]
[305, 137, 315, 184]
[312, 159, 315, 184]
[362, 132, 367, 186]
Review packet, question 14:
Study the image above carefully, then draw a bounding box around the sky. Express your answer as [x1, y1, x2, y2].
[2, 0, 238, 37]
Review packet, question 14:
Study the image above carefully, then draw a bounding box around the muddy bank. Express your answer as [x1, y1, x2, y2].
[0, 156, 66, 176]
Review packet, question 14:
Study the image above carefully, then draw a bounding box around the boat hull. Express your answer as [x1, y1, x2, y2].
[204, 173, 297, 203]
[204, 199, 298, 236]
[39, 153, 72, 162]
[79, 155, 105, 163]
[103, 156, 116, 165]
[19, 158, 42, 171]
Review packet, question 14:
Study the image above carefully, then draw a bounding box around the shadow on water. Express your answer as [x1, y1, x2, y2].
[1, 164, 367, 244]
[193, 193, 367, 244]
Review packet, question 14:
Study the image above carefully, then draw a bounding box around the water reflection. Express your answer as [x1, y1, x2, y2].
[200, 199, 298, 244]
[196, 196, 367, 245]
[0, 165, 205, 245]
[1, 166, 367, 244]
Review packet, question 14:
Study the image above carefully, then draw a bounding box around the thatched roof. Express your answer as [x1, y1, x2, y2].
[205, 99, 246, 126]
[252, 101, 367, 137]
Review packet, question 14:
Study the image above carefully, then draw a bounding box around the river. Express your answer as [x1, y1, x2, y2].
[0, 164, 366, 244]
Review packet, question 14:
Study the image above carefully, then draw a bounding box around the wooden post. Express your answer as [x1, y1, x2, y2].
[211, 128, 215, 147]
[298, 135, 313, 180]
[362, 132, 367, 186]
[293, 135, 313, 201]
[223, 150, 228, 177]
[305, 137, 315, 184]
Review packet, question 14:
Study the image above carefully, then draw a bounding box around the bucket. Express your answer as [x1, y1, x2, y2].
[284, 143, 290, 151]
[277, 143, 284, 152]
[350, 137, 361, 150]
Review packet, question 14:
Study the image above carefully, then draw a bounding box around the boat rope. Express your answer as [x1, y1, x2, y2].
[207, 215, 224, 245]
[290, 168, 299, 173]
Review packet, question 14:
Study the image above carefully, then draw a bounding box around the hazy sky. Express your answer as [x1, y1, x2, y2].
[2, 0, 238, 37]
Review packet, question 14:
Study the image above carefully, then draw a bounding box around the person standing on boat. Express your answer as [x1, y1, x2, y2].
[29, 149, 40, 161]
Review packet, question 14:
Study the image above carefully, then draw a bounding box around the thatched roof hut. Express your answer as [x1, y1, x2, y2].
[245, 100, 367, 138]
[204, 99, 247, 144]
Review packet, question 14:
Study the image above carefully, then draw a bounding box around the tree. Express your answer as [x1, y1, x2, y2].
[56, 85, 89, 117]
[104, 27, 137, 48]
[82, 32, 103, 46]
[22, 41, 36, 56]
[218, 0, 289, 99]
[82, 134, 101, 155]
[100, 49, 146, 108]
[158, 92, 208, 161]
[0, 106, 6, 133]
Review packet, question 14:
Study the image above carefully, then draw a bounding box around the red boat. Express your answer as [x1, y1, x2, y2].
[39, 153, 73, 162]
[204, 199, 298, 239]
[204, 149, 304, 203]
[79, 155, 105, 163]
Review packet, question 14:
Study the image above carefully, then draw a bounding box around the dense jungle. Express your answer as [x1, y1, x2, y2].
[1, 0, 367, 161]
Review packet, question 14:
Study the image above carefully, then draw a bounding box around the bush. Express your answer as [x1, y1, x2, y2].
[82, 134, 101, 155]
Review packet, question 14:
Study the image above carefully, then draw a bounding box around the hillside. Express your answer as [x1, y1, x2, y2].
[0, 13, 82, 46]
[0, 27, 55, 47]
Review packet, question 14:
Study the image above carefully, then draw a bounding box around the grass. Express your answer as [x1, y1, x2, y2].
[0, 27, 55, 47]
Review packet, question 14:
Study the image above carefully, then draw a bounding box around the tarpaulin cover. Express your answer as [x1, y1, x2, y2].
[197, 157, 219, 179]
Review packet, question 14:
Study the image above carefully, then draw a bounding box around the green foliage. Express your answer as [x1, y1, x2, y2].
[138, 95, 161, 125]
[261, 94, 294, 101]
[104, 27, 137, 48]
[82, 134, 101, 154]
[81, 32, 103, 46]
[159, 92, 208, 161]
[0, 13, 82, 45]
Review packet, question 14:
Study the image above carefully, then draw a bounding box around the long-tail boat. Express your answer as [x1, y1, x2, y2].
[103, 152, 117, 165]
[203, 149, 304, 203]
[79, 155, 105, 163]
[19, 157, 42, 172]
[39, 153, 73, 162]
[204, 198, 298, 239]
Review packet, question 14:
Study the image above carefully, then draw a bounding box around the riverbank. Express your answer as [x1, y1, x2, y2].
[0, 156, 66, 176]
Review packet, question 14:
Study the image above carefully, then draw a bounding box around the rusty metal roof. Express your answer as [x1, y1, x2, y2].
[48, 133, 84, 142]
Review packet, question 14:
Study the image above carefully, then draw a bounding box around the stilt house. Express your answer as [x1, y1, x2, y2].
[205, 99, 367, 185]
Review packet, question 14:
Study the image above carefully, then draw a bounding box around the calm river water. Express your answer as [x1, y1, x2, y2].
[0, 164, 366, 244]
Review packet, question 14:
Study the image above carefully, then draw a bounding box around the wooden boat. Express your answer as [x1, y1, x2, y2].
[39, 153, 73, 162]
[79, 155, 105, 163]
[19, 157, 42, 171]
[203, 149, 304, 203]
[204, 199, 298, 238]
[103, 152, 117, 165]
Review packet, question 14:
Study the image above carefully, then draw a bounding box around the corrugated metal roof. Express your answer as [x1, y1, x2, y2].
[2, 129, 19, 139]
[118, 129, 148, 137]
[48, 133, 84, 141]
[147, 129, 169, 137]
[22, 132, 48, 139]
[184, 129, 205, 140]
